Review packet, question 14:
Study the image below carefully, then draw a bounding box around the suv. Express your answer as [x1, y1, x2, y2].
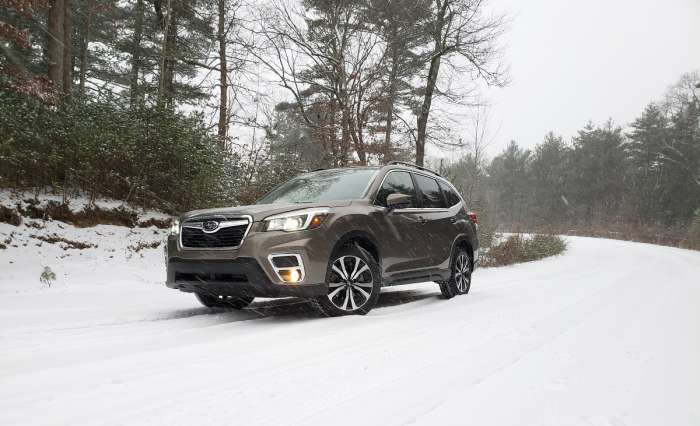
[165, 162, 479, 316]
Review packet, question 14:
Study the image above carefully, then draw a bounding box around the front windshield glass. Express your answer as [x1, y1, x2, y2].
[257, 169, 378, 204]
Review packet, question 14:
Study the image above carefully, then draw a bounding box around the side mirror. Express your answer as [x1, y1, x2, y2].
[386, 193, 411, 210]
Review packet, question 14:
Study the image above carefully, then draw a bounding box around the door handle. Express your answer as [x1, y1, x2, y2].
[417, 216, 427, 225]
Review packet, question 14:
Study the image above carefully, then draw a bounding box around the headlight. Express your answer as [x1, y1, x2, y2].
[264, 208, 329, 232]
[169, 219, 180, 235]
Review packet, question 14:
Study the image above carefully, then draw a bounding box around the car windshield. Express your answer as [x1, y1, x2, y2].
[257, 169, 377, 204]
[257, 168, 378, 204]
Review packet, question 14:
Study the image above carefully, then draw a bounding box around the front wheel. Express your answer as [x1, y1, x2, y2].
[313, 245, 381, 316]
[439, 248, 472, 299]
[195, 293, 254, 309]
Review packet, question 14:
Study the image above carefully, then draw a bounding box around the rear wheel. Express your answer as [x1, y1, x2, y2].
[439, 247, 472, 299]
[195, 293, 254, 309]
[313, 245, 381, 316]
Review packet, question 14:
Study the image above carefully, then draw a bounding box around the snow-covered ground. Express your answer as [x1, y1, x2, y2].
[1, 214, 700, 425]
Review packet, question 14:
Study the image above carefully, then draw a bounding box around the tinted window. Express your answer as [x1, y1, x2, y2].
[257, 169, 377, 204]
[439, 181, 461, 207]
[375, 171, 417, 207]
[414, 174, 446, 208]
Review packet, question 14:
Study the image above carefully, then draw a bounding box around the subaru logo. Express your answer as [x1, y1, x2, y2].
[203, 220, 219, 232]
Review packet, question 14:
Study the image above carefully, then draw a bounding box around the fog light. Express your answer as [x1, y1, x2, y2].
[269, 253, 305, 284]
[279, 268, 302, 283]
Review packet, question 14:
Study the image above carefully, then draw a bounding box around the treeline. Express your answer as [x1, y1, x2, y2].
[444, 72, 700, 246]
[0, 0, 506, 211]
[1, 1, 699, 249]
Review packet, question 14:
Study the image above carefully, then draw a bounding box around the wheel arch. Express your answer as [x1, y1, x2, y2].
[451, 235, 474, 263]
[330, 230, 381, 266]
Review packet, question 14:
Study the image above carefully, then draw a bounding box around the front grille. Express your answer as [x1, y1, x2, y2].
[180, 218, 250, 249]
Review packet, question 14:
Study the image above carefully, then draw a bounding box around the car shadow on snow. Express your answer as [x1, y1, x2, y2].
[194, 288, 441, 321]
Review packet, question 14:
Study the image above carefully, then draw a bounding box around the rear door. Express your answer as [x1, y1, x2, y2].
[412, 173, 455, 268]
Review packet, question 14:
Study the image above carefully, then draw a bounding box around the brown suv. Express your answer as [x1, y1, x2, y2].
[165, 162, 479, 316]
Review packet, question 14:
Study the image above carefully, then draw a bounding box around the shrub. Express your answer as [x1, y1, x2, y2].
[688, 209, 700, 250]
[481, 234, 567, 267]
[0, 89, 239, 212]
[39, 266, 56, 287]
[0, 205, 22, 226]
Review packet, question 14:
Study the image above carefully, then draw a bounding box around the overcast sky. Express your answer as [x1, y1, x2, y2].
[463, 0, 700, 157]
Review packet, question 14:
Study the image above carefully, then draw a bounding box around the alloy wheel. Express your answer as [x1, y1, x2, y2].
[454, 253, 471, 293]
[327, 255, 374, 311]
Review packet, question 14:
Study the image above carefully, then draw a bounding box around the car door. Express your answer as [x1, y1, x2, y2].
[411, 173, 455, 268]
[372, 170, 433, 274]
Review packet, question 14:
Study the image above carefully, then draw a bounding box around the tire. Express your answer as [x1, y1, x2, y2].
[439, 247, 472, 299]
[195, 293, 254, 309]
[312, 244, 381, 317]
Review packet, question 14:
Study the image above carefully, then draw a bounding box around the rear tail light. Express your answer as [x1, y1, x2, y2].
[467, 212, 478, 225]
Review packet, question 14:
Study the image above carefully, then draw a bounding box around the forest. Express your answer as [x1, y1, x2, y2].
[1, 0, 699, 247]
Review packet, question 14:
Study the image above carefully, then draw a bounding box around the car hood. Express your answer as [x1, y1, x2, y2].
[180, 200, 353, 223]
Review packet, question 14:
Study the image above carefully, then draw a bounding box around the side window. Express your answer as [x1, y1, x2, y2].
[414, 174, 446, 208]
[375, 171, 417, 207]
[439, 181, 461, 207]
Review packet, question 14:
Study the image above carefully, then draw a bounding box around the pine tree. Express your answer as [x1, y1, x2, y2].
[488, 141, 531, 225]
[530, 132, 570, 225]
[627, 104, 668, 222]
[570, 121, 627, 223]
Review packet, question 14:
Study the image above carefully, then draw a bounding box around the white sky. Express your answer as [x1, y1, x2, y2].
[469, 0, 700, 156]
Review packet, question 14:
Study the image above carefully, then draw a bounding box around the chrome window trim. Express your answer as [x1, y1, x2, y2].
[178, 214, 253, 251]
[267, 253, 306, 283]
[372, 169, 418, 208]
[373, 168, 456, 211]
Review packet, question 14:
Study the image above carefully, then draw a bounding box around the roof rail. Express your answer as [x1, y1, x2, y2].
[387, 161, 441, 177]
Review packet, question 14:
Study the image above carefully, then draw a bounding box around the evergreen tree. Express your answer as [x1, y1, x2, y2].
[627, 104, 668, 223]
[569, 121, 627, 223]
[529, 132, 570, 225]
[488, 141, 531, 225]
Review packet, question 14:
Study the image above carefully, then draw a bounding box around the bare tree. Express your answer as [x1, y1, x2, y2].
[247, 0, 387, 165]
[414, 0, 508, 166]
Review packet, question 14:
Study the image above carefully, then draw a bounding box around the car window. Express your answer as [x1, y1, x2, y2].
[439, 181, 461, 207]
[375, 171, 417, 208]
[414, 174, 446, 208]
[257, 169, 377, 204]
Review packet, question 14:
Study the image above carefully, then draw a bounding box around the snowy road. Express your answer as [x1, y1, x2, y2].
[1, 237, 699, 425]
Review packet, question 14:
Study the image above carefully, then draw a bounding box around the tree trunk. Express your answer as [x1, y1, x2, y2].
[383, 26, 400, 163]
[62, 0, 72, 96]
[47, 0, 65, 93]
[163, 19, 177, 108]
[129, 0, 144, 107]
[157, 0, 173, 108]
[78, 0, 92, 97]
[415, 54, 441, 166]
[415, 0, 449, 167]
[347, 109, 366, 165]
[217, 0, 228, 148]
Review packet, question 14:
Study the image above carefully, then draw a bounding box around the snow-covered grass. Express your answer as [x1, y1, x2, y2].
[0, 188, 171, 223]
[1, 205, 700, 425]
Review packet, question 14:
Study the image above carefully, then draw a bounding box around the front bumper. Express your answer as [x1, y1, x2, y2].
[166, 257, 327, 298]
[165, 224, 334, 298]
